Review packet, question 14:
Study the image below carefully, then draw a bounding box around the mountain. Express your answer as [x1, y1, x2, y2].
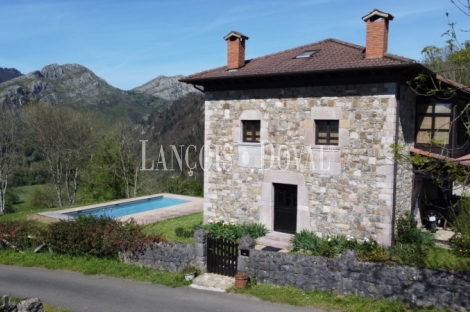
[0, 67, 22, 83]
[133, 75, 200, 101]
[0, 64, 168, 122]
[141, 92, 204, 149]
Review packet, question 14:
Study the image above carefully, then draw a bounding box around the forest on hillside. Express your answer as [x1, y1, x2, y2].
[0, 92, 204, 215]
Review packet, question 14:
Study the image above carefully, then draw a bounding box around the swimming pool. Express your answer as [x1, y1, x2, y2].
[65, 196, 189, 218]
[39, 194, 203, 224]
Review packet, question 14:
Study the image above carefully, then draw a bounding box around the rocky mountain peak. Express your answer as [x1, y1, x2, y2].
[39, 63, 89, 79]
[0, 67, 23, 84]
[0, 63, 165, 122]
[133, 75, 200, 101]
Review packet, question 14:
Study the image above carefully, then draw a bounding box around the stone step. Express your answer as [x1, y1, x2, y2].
[190, 273, 234, 292]
[257, 232, 293, 250]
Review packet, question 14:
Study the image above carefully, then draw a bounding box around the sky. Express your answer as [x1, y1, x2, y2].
[1, 0, 469, 90]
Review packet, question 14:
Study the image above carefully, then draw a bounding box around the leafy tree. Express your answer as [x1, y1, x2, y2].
[22, 102, 99, 207]
[395, 3, 470, 253]
[401, 2, 470, 186]
[82, 139, 126, 202]
[83, 122, 148, 201]
[0, 108, 21, 215]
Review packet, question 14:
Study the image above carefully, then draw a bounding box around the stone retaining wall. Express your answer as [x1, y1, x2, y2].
[238, 237, 470, 311]
[120, 229, 207, 272]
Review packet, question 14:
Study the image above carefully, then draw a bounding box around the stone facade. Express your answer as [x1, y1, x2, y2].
[239, 248, 470, 312]
[203, 83, 415, 246]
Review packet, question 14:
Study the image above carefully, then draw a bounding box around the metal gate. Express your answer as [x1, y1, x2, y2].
[207, 236, 238, 276]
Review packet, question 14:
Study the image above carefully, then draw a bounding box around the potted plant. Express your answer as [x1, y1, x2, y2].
[234, 272, 250, 289]
[181, 265, 200, 281]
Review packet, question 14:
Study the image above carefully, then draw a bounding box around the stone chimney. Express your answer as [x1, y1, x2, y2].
[362, 9, 394, 58]
[224, 31, 249, 69]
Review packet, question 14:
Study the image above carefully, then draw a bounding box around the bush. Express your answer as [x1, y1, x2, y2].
[4, 190, 20, 213]
[0, 220, 42, 250]
[396, 211, 435, 249]
[27, 186, 57, 210]
[450, 197, 470, 257]
[292, 230, 323, 253]
[164, 176, 203, 197]
[44, 216, 165, 257]
[390, 212, 436, 265]
[355, 239, 390, 263]
[199, 221, 268, 242]
[292, 231, 390, 262]
[175, 227, 193, 238]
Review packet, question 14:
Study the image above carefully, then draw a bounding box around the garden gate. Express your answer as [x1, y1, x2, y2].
[206, 236, 238, 276]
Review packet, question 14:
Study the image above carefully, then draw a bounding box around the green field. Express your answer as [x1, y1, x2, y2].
[143, 212, 203, 243]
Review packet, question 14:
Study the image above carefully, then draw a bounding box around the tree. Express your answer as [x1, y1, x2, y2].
[394, 2, 470, 242]
[83, 122, 147, 201]
[0, 108, 21, 215]
[22, 103, 98, 207]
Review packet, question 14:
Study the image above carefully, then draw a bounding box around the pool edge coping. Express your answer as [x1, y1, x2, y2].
[39, 193, 203, 224]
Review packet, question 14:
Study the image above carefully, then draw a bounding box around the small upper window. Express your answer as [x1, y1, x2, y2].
[242, 120, 260, 143]
[315, 120, 339, 145]
[416, 101, 452, 145]
[295, 50, 320, 58]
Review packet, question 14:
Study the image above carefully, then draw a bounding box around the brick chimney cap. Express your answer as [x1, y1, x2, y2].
[224, 31, 249, 41]
[362, 9, 394, 22]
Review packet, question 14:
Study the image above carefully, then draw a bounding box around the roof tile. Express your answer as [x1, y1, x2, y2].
[182, 38, 416, 81]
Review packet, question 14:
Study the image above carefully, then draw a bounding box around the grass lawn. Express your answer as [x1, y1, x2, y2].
[143, 212, 203, 243]
[0, 249, 191, 288]
[423, 247, 470, 271]
[230, 284, 451, 312]
[3, 184, 103, 222]
[11, 184, 44, 211]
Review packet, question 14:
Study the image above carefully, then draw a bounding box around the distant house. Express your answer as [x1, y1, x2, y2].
[181, 9, 470, 247]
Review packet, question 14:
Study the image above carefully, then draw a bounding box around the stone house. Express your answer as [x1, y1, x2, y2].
[181, 9, 470, 247]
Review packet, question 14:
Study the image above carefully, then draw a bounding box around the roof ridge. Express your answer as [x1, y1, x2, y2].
[324, 38, 365, 51]
[382, 52, 416, 63]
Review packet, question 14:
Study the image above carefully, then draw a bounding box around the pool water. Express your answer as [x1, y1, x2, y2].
[65, 196, 189, 218]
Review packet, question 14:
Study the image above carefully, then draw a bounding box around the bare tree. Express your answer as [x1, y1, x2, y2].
[22, 103, 97, 207]
[111, 122, 147, 198]
[0, 108, 20, 215]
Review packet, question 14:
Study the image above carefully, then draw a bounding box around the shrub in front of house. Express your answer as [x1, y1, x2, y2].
[174, 226, 194, 238]
[0, 220, 42, 250]
[292, 212, 436, 266]
[450, 197, 470, 257]
[199, 220, 268, 242]
[390, 211, 436, 265]
[292, 230, 389, 262]
[44, 216, 165, 257]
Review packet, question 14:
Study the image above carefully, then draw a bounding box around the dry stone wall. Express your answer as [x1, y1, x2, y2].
[239, 247, 470, 312]
[120, 229, 207, 272]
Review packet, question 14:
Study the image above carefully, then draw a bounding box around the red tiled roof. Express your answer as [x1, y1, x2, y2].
[181, 38, 416, 82]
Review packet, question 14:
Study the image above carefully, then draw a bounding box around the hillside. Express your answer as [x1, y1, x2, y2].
[0, 67, 22, 83]
[133, 75, 200, 101]
[141, 92, 204, 149]
[0, 64, 168, 122]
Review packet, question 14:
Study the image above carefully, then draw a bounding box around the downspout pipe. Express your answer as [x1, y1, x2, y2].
[391, 83, 401, 246]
